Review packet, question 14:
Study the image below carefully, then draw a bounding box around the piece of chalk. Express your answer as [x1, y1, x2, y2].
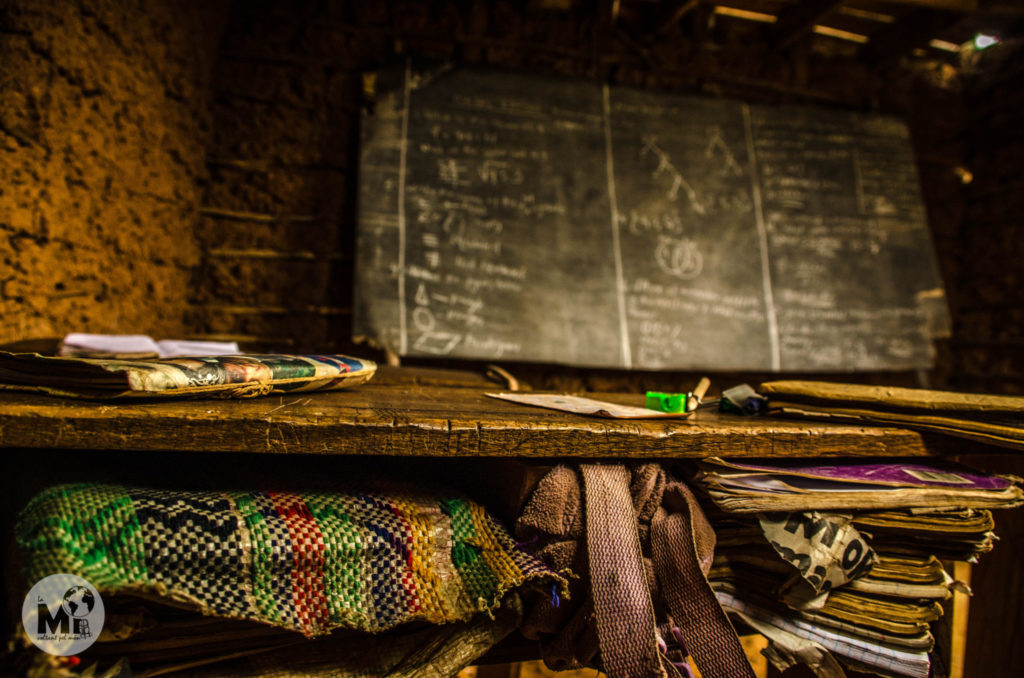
[687, 377, 711, 412]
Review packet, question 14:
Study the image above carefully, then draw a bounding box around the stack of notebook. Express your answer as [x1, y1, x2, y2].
[759, 380, 1024, 451]
[690, 458, 1023, 678]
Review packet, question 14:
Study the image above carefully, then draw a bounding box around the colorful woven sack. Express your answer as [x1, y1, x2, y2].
[16, 483, 564, 637]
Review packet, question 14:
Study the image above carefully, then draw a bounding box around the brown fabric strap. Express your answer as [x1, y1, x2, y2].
[581, 464, 666, 678]
[652, 481, 757, 678]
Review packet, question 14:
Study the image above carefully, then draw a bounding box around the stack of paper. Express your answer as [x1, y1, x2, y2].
[695, 458, 1024, 512]
[690, 458, 1022, 678]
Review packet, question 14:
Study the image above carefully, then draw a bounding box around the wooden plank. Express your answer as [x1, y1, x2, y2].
[0, 382, 947, 458]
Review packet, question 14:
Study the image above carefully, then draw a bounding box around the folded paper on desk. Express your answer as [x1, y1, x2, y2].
[486, 392, 691, 418]
[0, 352, 376, 399]
[760, 380, 1024, 450]
[695, 457, 1024, 513]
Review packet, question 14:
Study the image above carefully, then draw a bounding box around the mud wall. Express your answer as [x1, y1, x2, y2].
[0, 0, 226, 344]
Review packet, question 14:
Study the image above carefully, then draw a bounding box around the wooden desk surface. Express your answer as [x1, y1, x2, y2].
[0, 368, 949, 458]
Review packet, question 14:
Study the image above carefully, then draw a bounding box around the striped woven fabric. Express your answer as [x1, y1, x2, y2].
[17, 484, 562, 637]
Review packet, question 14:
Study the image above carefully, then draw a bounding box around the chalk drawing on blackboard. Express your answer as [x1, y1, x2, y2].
[415, 283, 431, 306]
[887, 337, 915, 360]
[438, 158, 470, 187]
[412, 332, 462, 355]
[413, 305, 435, 330]
[869, 195, 898, 215]
[655, 236, 704, 280]
[411, 304, 462, 355]
[443, 213, 503, 255]
[479, 159, 524, 185]
[704, 126, 743, 177]
[640, 135, 706, 215]
[621, 210, 683, 236]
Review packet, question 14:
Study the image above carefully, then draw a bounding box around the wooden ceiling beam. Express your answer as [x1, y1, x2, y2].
[880, 0, 977, 11]
[654, 0, 701, 36]
[772, 0, 845, 49]
[862, 8, 963, 64]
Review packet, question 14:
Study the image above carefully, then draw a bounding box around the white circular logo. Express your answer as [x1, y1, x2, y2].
[22, 573, 105, 656]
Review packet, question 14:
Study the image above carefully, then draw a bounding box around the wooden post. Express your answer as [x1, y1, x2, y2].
[949, 561, 971, 678]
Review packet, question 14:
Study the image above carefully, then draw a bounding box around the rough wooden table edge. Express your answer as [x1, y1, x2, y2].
[0, 388, 948, 458]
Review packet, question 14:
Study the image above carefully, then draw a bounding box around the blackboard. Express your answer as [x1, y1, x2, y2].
[355, 65, 949, 371]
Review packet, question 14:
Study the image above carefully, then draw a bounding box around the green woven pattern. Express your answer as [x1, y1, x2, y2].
[17, 484, 562, 636]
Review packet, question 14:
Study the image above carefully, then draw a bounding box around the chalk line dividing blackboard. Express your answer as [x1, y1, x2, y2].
[742, 103, 781, 371]
[602, 83, 632, 370]
[356, 65, 949, 371]
[396, 59, 412, 356]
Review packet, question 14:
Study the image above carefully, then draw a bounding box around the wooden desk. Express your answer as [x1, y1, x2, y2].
[0, 370, 981, 676]
[0, 378, 959, 459]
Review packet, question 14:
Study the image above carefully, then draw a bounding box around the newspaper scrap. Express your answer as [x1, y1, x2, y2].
[485, 393, 691, 419]
[0, 352, 376, 399]
[62, 333, 240, 359]
[760, 512, 876, 597]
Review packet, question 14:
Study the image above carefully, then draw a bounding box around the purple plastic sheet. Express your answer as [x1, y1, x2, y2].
[715, 460, 1012, 490]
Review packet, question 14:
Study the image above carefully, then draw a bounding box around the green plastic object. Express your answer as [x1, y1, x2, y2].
[645, 391, 687, 413]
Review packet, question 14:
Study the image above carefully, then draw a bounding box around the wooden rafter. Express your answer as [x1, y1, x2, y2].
[881, 0, 977, 10]
[772, 0, 845, 49]
[862, 9, 963, 64]
[654, 0, 701, 36]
